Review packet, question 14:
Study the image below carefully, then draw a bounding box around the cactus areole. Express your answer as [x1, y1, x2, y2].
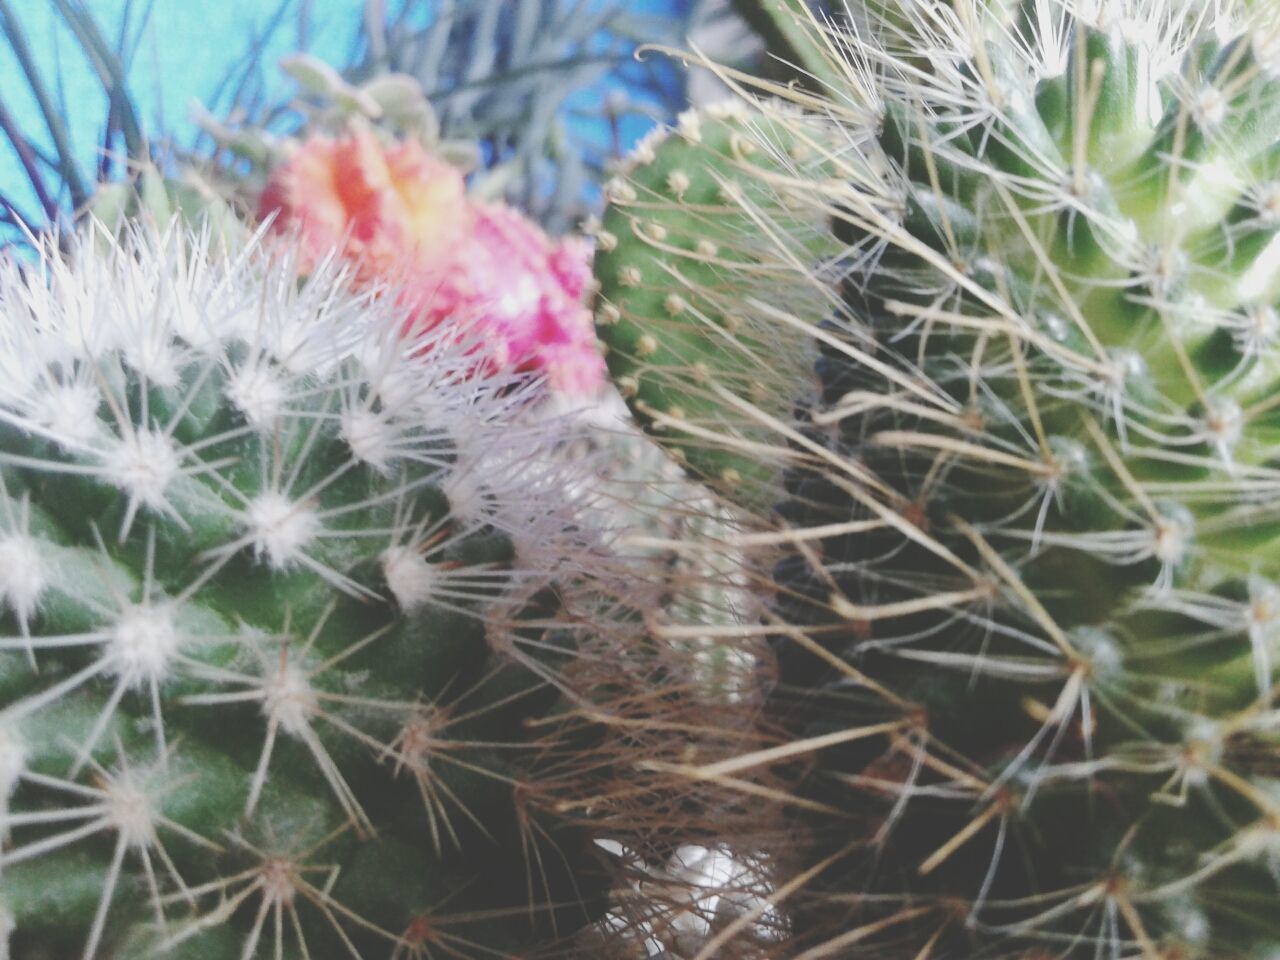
[597, 0, 1280, 956]
[0, 224, 607, 959]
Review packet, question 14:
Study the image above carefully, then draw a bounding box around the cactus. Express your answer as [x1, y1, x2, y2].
[0, 222, 619, 959]
[591, 102, 837, 509]
[599, 0, 1280, 956]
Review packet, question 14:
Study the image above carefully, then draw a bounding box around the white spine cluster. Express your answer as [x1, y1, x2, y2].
[108, 603, 182, 689]
[0, 534, 44, 633]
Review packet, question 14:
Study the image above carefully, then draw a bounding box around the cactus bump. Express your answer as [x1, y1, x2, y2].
[598, 0, 1280, 956]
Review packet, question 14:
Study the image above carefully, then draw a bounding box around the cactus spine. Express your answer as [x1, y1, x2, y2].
[0, 223, 615, 959]
[597, 0, 1280, 956]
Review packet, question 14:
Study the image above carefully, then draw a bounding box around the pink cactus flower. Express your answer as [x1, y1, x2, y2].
[258, 126, 469, 279]
[403, 202, 604, 395]
[259, 128, 603, 395]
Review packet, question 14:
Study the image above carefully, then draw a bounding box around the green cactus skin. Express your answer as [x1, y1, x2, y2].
[607, 1, 1280, 957]
[0, 224, 613, 959]
[727, 0, 845, 92]
[591, 102, 838, 510]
